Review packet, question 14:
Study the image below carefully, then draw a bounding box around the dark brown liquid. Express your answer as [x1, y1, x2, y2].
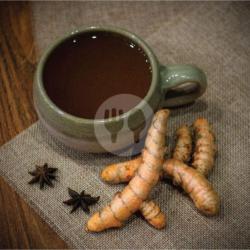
[43, 31, 152, 119]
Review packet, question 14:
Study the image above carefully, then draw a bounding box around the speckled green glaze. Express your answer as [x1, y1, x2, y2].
[33, 26, 207, 153]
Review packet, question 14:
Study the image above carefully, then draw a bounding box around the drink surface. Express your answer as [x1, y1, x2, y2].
[43, 31, 152, 119]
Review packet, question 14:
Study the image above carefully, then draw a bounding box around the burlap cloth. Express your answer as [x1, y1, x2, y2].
[0, 2, 249, 248]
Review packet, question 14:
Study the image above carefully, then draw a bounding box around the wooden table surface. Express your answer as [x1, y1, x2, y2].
[0, 2, 68, 248]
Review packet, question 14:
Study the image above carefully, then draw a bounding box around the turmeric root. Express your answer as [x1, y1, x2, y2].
[100, 118, 219, 218]
[101, 156, 143, 184]
[101, 124, 192, 184]
[192, 118, 216, 176]
[140, 200, 166, 229]
[86, 109, 170, 232]
[101, 158, 166, 229]
[163, 159, 219, 216]
[102, 157, 219, 216]
[173, 125, 192, 163]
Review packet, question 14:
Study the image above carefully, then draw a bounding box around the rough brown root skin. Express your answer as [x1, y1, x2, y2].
[192, 118, 216, 176]
[86, 109, 170, 232]
[101, 156, 167, 184]
[101, 157, 220, 216]
[163, 159, 219, 216]
[140, 200, 166, 229]
[86, 207, 123, 232]
[173, 125, 192, 163]
[101, 156, 143, 184]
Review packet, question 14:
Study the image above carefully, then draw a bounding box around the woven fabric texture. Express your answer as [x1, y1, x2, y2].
[0, 1, 250, 248]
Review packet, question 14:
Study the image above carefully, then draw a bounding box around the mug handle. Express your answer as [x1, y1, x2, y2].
[159, 64, 207, 107]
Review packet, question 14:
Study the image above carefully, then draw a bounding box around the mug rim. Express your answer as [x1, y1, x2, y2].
[35, 25, 159, 126]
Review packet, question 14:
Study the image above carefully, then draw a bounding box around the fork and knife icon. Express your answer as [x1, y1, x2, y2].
[104, 108, 124, 143]
[104, 108, 146, 145]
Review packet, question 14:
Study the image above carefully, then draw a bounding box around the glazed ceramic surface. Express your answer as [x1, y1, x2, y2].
[33, 26, 207, 153]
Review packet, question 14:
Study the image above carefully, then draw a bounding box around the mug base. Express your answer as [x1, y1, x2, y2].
[37, 111, 144, 156]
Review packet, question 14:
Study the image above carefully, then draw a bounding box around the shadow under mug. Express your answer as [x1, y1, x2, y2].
[33, 26, 207, 154]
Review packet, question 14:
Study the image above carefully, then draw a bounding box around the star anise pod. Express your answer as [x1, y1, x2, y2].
[63, 188, 100, 213]
[28, 163, 58, 189]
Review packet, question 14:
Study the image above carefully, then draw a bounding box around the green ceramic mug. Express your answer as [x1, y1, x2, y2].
[33, 26, 207, 154]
